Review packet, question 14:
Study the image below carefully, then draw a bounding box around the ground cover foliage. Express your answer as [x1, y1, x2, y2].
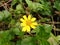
[0, 0, 60, 45]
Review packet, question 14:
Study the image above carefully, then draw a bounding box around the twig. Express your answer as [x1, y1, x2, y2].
[46, 22, 60, 24]
[37, 13, 43, 19]
[53, 28, 60, 31]
[51, 16, 56, 35]
[0, 0, 12, 7]
[55, 11, 60, 15]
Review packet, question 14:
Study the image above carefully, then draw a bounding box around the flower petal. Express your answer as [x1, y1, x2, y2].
[22, 27, 27, 32]
[23, 15, 27, 20]
[28, 15, 31, 20]
[31, 18, 36, 21]
[32, 22, 38, 25]
[20, 23, 26, 26]
[31, 25, 36, 29]
[20, 18, 24, 22]
[26, 26, 30, 32]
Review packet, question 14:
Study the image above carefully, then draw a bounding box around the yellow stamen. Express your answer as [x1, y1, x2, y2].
[26, 20, 32, 26]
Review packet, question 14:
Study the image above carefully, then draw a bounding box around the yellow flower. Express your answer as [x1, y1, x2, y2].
[20, 15, 38, 32]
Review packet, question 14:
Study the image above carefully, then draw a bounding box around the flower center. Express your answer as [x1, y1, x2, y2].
[26, 20, 31, 26]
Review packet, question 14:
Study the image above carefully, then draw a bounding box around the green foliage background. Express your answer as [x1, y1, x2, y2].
[0, 0, 60, 45]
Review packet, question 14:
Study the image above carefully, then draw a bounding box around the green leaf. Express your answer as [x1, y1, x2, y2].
[35, 0, 48, 3]
[26, 0, 52, 15]
[11, 27, 24, 37]
[44, 24, 52, 33]
[19, 0, 23, 4]
[0, 30, 14, 45]
[40, 2, 52, 15]
[0, 10, 11, 21]
[25, 0, 43, 12]
[0, 12, 4, 21]
[11, 0, 19, 6]
[16, 40, 21, 45]
[0, 42, 15, 45]
[54, 0, 60, 11]
[40, 40, 50, 45]
[36, 25, 50, 40]
[12, 28, 20, 35]
[57, 35, 60, 41]
[21, 37, 33, 45]
[10, 19, 16, 27]
[48, 37, 59, 45]
[3, 10, 11, 18]
[56, 35, 60, 44]
[16, 35, 36, 45]
[15, 4, 24, 14]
